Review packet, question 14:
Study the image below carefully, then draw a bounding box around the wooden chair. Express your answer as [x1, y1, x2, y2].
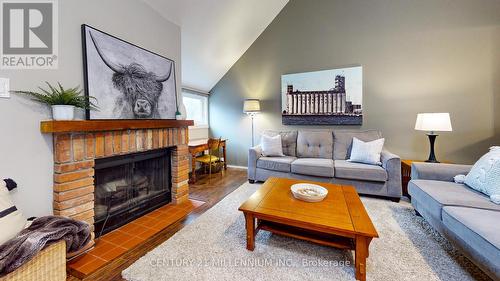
[195, 138, 223, 180]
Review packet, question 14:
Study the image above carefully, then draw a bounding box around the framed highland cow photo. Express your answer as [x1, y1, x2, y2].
[82, 24, 177, 119]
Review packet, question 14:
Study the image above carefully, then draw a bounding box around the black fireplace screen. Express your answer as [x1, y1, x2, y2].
[94, 149, 172, 237]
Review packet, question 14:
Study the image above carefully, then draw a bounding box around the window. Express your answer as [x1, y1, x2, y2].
[182, 90, 208, 128]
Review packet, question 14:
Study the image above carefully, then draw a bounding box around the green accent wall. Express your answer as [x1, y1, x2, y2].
[210, 0, 500, 167]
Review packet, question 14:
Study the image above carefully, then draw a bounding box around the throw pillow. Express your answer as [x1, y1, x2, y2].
[0, 179, 27, 245]
[347, 137, 385, 165]
[261, 130, 298, 156]
[464, 147, 500, 204]
[260, 135, 285, 157]
[454, 174, 466, 184]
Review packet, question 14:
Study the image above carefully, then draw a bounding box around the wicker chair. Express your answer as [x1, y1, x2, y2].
[0, 240, 66, 281]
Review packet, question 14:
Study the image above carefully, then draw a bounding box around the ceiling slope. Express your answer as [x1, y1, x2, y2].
[142, 0, 289, 92]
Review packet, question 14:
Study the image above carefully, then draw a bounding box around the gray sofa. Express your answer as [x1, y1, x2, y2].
[409, 163, 500, 280]
[248, 130, 402, 201]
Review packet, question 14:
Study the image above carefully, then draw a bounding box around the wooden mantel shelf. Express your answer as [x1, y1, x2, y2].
[40, 119, 194, 133]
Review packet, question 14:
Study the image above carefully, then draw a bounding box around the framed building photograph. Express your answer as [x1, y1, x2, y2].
[82, 24, 177, 120]
[281, 66, 362, 125]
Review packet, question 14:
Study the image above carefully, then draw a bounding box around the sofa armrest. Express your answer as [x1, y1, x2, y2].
[248, 145, 262, 180]
[381, 150, 400, 169]
[411, 163, 473, 182]
[381, 150, 402, 198]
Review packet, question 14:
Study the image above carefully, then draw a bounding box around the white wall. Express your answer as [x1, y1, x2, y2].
[0, 0, 181, 217]
[188, 127, 209, 140]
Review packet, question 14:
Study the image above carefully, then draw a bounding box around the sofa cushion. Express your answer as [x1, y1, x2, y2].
[333, 130, 382, 160]
[257, 156, 296, 172]
[442, 206, 500, 275]
[464, 147, 500, 204]
[297, 131, 333, 159]
[261, 135, 284, 157]
[262, 130, 298, 157]
[408, 180, 500, 221]
[348, 137, 385, 165]
[291, 158, 334, 177]
[334, 160, 388, 182]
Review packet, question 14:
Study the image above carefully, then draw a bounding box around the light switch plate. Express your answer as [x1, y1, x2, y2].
[0, 78, 10, 98]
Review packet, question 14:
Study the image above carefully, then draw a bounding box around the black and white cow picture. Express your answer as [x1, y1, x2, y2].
[82, 25, 177, 120]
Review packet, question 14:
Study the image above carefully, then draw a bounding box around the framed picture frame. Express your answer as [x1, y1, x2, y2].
[281, 66, 363, 125]
[81, 24, 178, 120]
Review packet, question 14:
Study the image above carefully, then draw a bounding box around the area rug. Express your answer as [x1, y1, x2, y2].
[123, 182, 491, 281]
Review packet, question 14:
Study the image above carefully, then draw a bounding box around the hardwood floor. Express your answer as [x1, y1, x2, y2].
[67, 167, 247, 281]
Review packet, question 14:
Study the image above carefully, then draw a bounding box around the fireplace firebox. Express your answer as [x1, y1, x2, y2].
[94, 148, 172, 237]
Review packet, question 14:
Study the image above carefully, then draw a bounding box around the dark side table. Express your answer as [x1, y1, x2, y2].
[401, 160, 416, 199]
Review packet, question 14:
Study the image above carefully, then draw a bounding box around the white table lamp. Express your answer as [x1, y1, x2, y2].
[415, 113, 452, 163]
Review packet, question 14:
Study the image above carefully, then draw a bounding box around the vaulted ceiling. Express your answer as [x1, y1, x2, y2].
[142, 0, 289, 92]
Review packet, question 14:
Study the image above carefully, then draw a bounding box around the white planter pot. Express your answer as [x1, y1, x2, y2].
[51, 105, 75, 120]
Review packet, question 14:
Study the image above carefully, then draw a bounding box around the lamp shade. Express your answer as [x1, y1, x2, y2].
[243, 99, 261, 113]
[415, 113, 453, 132]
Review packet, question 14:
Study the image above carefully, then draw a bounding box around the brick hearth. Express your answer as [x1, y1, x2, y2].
[42, 122, 192, 235]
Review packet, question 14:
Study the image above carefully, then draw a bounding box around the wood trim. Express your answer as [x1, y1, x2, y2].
[238, 177, 277, 212]
[257, 220, 354, 249]
[342, 185, 379, 237]
[40, 120, 194, 133]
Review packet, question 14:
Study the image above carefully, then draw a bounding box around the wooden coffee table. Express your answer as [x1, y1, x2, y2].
[239, 177, 378, 281]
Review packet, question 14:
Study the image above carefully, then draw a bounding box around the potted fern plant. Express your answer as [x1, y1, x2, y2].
[13, 82, 98, 120]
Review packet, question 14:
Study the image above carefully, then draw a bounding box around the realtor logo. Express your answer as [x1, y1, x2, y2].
[1, 0, 58, 69]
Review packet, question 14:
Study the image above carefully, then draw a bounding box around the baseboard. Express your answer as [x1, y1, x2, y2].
[227, 165, 248, 170]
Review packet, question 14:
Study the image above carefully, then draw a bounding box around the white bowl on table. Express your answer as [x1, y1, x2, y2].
[290, 183, 328, 202]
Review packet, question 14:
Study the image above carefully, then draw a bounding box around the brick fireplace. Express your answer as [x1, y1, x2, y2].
[41, 120, 193, 235]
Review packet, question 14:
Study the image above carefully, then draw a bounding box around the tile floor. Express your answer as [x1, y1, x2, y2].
[68, 199, 205, 278]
